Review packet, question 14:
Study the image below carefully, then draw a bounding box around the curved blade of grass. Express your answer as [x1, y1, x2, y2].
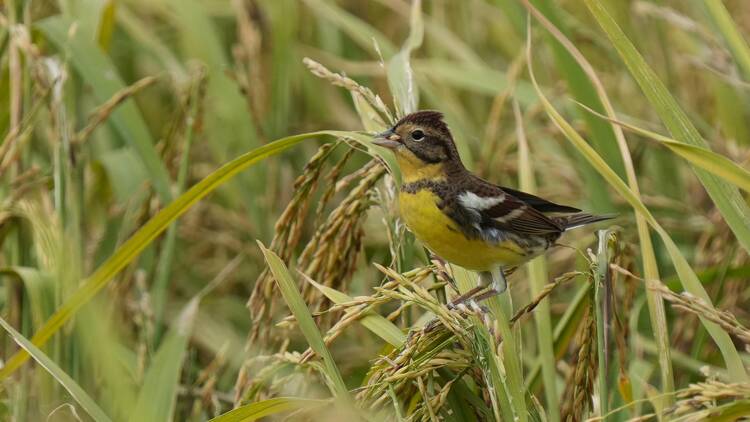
[0, 130, 352, 380]
[521, 2, 675, 399]
[0, 316, 112, 422]
[258, 243, 349, 400]
[128, 298, 199, 422]
[639, 134, 750, 194]
[387, 0, 423, 116]
[529, 60, 749, 382]
[37, 16, 173, 202]
[208, 397, 325, 422]
[583, 0, 750, 255]
[579, 110, 750, 193]
[515, 101, 559, 421]
[303, 274, 406, 347]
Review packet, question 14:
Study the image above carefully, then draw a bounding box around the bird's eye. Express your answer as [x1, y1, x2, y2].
[411, 129, 425, 141]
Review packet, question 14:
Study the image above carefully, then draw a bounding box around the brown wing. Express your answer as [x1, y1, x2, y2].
[457, 178, 563, 237]
[499, 186, 581, 214]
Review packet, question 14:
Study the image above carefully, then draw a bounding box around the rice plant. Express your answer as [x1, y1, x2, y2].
[1, 1, 750, 421]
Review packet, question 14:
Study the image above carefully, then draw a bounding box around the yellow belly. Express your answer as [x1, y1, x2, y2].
[398, 189, 527, 271]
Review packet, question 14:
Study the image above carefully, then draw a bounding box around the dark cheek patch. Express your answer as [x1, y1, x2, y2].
[406, 142, 445, 164]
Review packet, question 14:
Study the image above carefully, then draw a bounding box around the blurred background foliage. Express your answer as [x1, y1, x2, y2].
[1, 0, 750, 420]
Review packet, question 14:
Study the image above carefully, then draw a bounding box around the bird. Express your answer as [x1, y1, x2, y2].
[372, 110, 613, 294]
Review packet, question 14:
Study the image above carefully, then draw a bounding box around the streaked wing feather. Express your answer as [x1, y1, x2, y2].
[458, 181, 562, 236]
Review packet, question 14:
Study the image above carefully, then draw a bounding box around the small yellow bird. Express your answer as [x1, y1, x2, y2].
[373, 110, 613, 293]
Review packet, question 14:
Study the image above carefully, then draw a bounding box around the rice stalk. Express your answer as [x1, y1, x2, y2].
[560, 305, 598, 422]
[74, 75, 160, 146]
[247, 142, 339, 344]
[297, 162, 385, 323]
[303, 57, 394, 125]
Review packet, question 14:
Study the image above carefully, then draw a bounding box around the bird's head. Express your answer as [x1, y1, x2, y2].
[373, 110, 463, 181]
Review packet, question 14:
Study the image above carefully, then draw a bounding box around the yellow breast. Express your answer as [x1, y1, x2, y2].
[398, 189, 528, 271]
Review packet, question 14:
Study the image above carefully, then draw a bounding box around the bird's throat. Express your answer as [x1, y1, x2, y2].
[396, 153, 447, 184]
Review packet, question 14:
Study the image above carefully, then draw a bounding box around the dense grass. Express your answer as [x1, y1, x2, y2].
[1, 0, 750, 420]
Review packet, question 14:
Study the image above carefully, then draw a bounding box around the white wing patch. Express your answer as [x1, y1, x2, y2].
[458, 191, 505, 210]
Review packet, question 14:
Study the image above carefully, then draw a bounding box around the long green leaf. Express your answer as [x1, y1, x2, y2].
[594, 230, 613, 417]
[583, 0, 750, 254]
[0, 316, 112, 422]
[37, 16, 173, 203]
[0, 131, 350, 379]
[258, 243, 350, 400]
[529, 59, 749, 382]
[583, 114, 750, 193]
[209, 397, 325, 422]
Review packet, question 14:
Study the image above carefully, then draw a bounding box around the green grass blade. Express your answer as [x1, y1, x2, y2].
[529, 60, 749, 382]
[36, 16, 173, 203]
[152, 76, 202, 342]
[515, 102, 559, 421]
[594, 230, 613, 417]
[303, 275, 406, 347]
[128, 298, 199, 422]
[0, 316, 112, 422]
[583, 114, 750, 193]
[387, 0, 423, 116]
[0, 131, 348, 380]
[258, 243, 350, 400]
[703, 0, 750, 81]
[208, 397, 325, 422]
[583, 0, 750, 254]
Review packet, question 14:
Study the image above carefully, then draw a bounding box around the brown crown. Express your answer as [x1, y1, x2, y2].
[395, 110, 449, 135]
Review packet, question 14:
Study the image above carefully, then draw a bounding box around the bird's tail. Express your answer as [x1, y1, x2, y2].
[556, 213, 616, 231]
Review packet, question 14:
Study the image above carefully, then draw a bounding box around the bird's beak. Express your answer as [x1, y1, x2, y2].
[372, 129, 402, 149]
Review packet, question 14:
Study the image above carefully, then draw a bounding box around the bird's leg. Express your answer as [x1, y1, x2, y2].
[478, 271, 493, 289]
[491, 266, 508, 294]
